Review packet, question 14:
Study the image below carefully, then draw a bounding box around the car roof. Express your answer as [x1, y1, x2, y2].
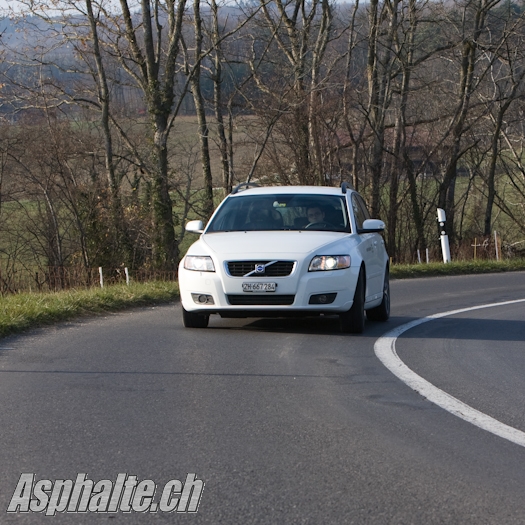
[229, 185, 352, 197]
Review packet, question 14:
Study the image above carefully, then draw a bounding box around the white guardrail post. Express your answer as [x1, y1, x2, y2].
[437, 208, 451, 263]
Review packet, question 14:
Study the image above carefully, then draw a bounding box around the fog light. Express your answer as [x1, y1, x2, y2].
[191, 293, 215, 305]
[308, 293, 337, 305]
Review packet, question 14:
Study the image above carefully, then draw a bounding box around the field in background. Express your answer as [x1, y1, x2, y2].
[2, 115, 525, 278]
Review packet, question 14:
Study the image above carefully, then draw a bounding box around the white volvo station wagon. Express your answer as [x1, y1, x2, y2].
[178, 183, 390, 333]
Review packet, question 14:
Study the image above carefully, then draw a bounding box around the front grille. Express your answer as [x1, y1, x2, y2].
[227, 261, 295, 277]
[227, 295, 295, 305]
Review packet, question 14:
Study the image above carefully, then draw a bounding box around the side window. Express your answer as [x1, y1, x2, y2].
[351, 194, 368, 231]
[356, 194, 371, 220]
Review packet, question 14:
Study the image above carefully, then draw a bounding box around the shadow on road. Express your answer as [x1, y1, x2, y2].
[209, 315, 525, 342]
[397, 317, 525, 342]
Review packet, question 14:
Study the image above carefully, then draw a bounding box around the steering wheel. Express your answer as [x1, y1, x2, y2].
[305, 221, 335, 230]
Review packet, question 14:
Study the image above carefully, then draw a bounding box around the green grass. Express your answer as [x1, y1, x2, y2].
[391, 258, 525, 279]
[0, 281, 179, 338]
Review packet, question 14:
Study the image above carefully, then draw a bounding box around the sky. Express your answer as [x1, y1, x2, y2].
[0, 1, 23, 14]
[0, 1, 130, 15]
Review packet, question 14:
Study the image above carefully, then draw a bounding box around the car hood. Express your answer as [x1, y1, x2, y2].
[191, 231, 357, 258]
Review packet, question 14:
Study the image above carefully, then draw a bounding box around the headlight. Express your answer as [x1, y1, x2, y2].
[184, 255, 215, 272]
[309, 255, 351, 271]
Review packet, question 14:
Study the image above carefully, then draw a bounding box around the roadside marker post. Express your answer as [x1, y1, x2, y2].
[472, 238, 481, 260]
[437, 208, 451, 263]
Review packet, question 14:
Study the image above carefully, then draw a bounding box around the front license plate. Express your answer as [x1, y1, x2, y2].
[242, 282, 276, 292]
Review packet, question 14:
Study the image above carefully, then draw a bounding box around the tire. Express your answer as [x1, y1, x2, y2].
[182, 307, 209, 328]
[339, 267, 365, 334]
[366, 267, 390, 322]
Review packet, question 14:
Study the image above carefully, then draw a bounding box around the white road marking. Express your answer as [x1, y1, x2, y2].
[374, 298, 525, 448]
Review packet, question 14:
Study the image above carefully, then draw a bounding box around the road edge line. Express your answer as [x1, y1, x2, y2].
[374, 298, 525, 448]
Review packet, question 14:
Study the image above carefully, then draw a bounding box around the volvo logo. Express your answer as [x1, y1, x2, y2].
[241, 260, 279, 277]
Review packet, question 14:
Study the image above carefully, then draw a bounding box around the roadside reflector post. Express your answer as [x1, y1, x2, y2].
[99, 267, 104, 288]
[437, 208, 451, 263]
[125, 267, 130, 285]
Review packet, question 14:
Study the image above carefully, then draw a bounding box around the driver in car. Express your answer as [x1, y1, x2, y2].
[307, 206, 325, 225]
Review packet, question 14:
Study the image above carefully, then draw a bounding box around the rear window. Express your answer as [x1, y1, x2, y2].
[206, 194, 350, 233]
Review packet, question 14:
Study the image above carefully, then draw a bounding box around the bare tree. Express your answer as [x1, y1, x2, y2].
[247, 0, 334, 185]
[479, 12, 525, 235]
[84, 0, 133, 262]
[183, 0, 215, 221]
[436, 0, 503, 241]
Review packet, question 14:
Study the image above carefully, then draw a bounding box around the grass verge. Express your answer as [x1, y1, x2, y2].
[0, 281, 179, 338]
[391, 258, 525, 279]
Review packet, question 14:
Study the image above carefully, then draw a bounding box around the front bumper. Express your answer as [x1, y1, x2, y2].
[179, 263, 360, 317]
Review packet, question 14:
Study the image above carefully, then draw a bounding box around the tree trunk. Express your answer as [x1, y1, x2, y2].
[190, 0, 214, 221]
[86, 0, 133, 265]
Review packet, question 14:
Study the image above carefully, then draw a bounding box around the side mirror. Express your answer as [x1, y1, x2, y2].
[358, 219, 385, 233]
[185, 220, 204, 234]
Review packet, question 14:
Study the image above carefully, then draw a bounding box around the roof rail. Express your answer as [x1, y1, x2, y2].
[231, 182, 260, 194]
[340, 181, 354, 194]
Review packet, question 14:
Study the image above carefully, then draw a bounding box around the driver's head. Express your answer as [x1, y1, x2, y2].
[307, 206, 325, 223]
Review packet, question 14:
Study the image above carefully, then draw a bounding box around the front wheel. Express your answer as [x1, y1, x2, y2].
[339, 267, 365, 334]
[366, 268, 390, 322]
[182, 307, 209, 328]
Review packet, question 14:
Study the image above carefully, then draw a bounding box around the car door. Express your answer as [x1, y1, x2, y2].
[351, 194, 384, 301]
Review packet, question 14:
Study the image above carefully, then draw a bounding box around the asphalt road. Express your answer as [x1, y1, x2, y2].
[1, 272, 525, 524]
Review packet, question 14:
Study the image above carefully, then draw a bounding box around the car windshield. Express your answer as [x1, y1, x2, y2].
[207, 194, 351, 233]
